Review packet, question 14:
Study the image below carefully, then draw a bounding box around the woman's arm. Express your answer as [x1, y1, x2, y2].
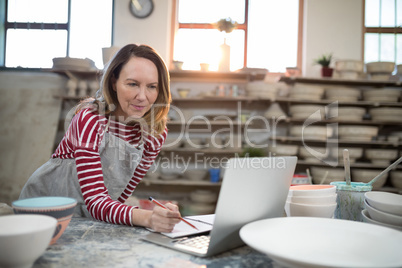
[72, 109, 136, 225]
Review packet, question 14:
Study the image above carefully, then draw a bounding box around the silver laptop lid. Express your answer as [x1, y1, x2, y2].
[206, 156, 297, 256]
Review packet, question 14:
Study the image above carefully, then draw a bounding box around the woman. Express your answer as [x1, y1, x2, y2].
[20, 44, 181, 232]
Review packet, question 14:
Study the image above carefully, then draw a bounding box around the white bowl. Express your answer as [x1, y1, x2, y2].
[289, 105, 326, 119]
[365, 191, 402, 216]
[361, 209, 402, 231]
[291, 84, 325, 96]
[268, 144, 299, 156]
[363, 89, 400, 102]
[311, 167, 345, 184]
[285, 201, 336, 218]
[366, 61, 395, 73]
[325, 87, 361, 100]
[365, 149, 398, 165]
[335, 60, 364, 72]
[390, 171, 402, 190]
[298, 146, 329, 162]
[288, 184, 337, 197]
[328, 107, 366, 121]
[338, 125, 378, 141]
[0, 215, 57, 268]
[351, 169, 388, 190]
[364, 199, 402, 226]
[287, 194, 337, 205]
[288, 93, 322, 101]
[183, 169, 208, 181]
[289, 125, 332, 140]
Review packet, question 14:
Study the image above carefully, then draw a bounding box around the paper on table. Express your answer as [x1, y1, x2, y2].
[148, 214, 215, 239]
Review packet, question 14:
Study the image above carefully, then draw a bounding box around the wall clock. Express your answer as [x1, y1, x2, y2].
[130, 0, 154, 19]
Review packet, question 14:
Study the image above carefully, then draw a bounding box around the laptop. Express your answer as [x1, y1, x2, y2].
[141, 156, 297, 257]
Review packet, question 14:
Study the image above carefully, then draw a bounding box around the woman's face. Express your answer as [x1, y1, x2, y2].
[112, 56, 159, 121]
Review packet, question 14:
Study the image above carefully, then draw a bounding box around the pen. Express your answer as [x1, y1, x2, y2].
[148, 196, 199, 230]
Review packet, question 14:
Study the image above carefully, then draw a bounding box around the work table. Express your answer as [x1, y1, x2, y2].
[34, 217, 277, 268]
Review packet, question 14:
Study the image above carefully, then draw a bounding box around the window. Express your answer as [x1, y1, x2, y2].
[173, 0, 301, 72]
[2, 0, 113, 69]
[364, 0, 402, 65]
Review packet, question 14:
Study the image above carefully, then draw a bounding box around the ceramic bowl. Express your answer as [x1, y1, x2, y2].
[325, 87, 361, 101]
[190, 190, 218, 204]
[364, 191, 402, 216]
[289, 105, 326, 119]
[12, 196, 76, 245]
[363, 89, 400, 102]
[0, 215, 57, 268]
[291, 83, 325, 96]
[288, 184, 337, 197]
[364, 199, 402, 226]
[351, 169, 388, 190]
[366, 61, 395, 73]
[338, 125, 378, 141]
[365, 149, 398, 165]
[328, 107, 366, 121]
[289, 125, 332, 140]
[390, 171, 402, 190]
[287, 194, 337, 205]
[311, 167, 345, 184]
[285, 201, 336, 218]
[172, 61, 184, 70]
[335, 60, 364, 72]
[183, 169, 208, 181]
[361, 209, 402, 231]
[298, 146, 329, 163]
[268, 144, 299, 156]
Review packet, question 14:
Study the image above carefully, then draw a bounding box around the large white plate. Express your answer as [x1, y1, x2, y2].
[240, 217, 402, 268]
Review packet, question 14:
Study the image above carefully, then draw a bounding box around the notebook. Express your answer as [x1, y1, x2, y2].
[141, 156, 297, 257]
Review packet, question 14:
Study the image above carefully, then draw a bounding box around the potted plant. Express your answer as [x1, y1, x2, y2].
[314, 53, 333, 77]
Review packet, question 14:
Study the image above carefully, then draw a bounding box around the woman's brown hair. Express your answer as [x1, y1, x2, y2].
[76, 44, 171, 135]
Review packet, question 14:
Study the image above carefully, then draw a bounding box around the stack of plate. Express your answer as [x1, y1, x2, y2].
[289, 83, 324, 100]
[285, 185, 337, 218]
[289, 125, 332, 140]
[245, 82, 278, 99]
[362, 191, 402, 231]
[338, 125, 378, 141]
[334, 60, 364, 79]
[328, 106, 366, 121]
[289, 104, 326, 120]
[325, 87, 361, 101]
[363, 88, 401, 102]
[369, 107, 402, 122]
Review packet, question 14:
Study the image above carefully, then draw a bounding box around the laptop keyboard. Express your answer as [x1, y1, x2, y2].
[171, 235, 210, 254]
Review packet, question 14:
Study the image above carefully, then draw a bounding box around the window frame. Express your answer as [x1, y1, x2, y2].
[170, 0, 304, 73]
[362, 0, 402, 63]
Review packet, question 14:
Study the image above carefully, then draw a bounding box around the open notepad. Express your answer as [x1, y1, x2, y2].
[148, 214, 215, 238]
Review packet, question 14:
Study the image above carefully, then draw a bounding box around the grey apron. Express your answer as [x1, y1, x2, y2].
[19, 120, 145, 218]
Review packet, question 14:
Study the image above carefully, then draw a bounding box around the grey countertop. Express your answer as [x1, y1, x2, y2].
[34, 217, 278, 268]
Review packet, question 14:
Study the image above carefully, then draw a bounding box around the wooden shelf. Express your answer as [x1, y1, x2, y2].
[271, 136, 402, 147]
[283, 117, 402, 126]
[141, 178, 221, 186]
[297, 160, 402, 169]
[170, 70, 266, 82]
[280, 76, 402, 87]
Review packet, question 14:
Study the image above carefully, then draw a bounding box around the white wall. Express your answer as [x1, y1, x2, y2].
[112, 0, 363, 77]
[303, 0, 363, 77]
[113, 0, 173, 64]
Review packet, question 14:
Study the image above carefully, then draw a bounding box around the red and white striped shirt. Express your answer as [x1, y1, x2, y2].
[53, 108, 167, 226]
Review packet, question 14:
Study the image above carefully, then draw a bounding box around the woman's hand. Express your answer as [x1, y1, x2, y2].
[149, 203, 181, 232]
[131, 202, 181, 233]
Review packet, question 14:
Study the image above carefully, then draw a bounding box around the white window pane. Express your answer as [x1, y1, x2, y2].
[397, 0, 402, 27]
[69, 0, 113, 69]
[397, 34, 402, 65]
[380, 34, 395, 62]
[365, 0, 380, 27]
[174, 29, 244, 71]
[247, 0, 298, 72]
[381, 0, 395, 27]
[365, 33, 379, 63]
[178, 0, 245, 23]
[6, 29, 67, 68]
[7, 0, 68, 23]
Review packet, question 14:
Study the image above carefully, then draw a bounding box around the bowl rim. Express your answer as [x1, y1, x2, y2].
[12, 196, 77, 210]
[364, 199, 402, 225]
[364, 191, 402, 216]
[0, 214, 57, 236]
[361, 209, 402, 231]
